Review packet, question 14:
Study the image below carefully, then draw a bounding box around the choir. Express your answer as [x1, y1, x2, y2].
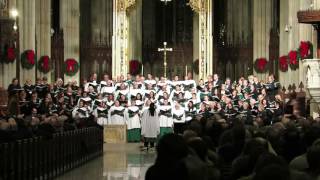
[6, 73, 282, 142]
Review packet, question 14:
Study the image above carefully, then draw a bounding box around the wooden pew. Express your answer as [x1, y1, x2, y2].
[0, 87, 8, 116]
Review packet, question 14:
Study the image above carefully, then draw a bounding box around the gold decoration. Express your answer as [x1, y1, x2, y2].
[188, 0, 207, 13]
[117, 0, 136, 12]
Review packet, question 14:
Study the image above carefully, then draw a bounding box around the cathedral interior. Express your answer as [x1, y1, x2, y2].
[1, 0, 320, 180]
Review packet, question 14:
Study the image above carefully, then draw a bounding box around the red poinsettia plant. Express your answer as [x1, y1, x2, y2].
[288, 50, 299, 70]
[21, 50, 36, 69]
[254, 58, 268, 73]
[26, 50, 35, 65]
[279, 55, 288, 72]
[6, 47, 15, 62]
[299, 41, 313, 59]
[129, 60, 141, 75]
[38, 55, 50, 73]
[64, 58, 79, 76]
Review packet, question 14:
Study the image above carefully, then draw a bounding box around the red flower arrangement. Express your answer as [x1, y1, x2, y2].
[6, 47, 15, 62]
[279, 55, 288, 72]
[21, 50, 36, 69]
[299, 41, 313, 59]
[64, 58, 79, 76]
[38, 55, 50, 73]
[129, 60, 141, 75]
[288, 50, 299, 70]
[254, 58, 268, 73]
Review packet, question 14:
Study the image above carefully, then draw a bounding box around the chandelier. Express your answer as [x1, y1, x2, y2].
[117, 0, 136, 12]
[188, 0, 207, 13]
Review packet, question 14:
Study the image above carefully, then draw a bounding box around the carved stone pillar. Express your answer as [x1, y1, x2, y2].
[193, 13, 199, 81]
[128, 0, 142, 63]
[60, 0, 80, 84]
[253, 0, 273, 80]
[112, 0, 136, 79]
[189, 0, 213, 81]
[36, 0, 51, 82]
[17, 0, 36, 84]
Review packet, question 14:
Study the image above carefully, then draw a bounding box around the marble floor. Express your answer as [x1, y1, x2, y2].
[57, 143, 156, 180]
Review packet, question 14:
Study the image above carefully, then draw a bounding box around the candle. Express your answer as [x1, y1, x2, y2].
[185, 65, 188, 77]
[142, 64, 144, 76]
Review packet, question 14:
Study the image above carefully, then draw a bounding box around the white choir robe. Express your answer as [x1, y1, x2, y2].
[155, 90, 172, 101]
[170, 80, 183, 88]
[108, 106, 125, 125]
[129, 89, 144, 99]
[93, 107, 108, 125]
[158, 105, 173, 128]
[141, 109, 160, 138]
[100, 86, 115, 95]
[115, 89, 129, 100]
[125, 106, 141, 130]
[184, 90, 193, 100]
[157, 81, 167, 91]
[72, 107, 90, 119]
[185, 107, 197, 122]
[144, 79, 157, 87]
[105, 100, 114, 108]
[169, 90, 184, 101]
[172, 108, 186, 124]
[143, 89, 156, 98]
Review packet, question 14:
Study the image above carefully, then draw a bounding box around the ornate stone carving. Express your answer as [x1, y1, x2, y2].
[117, 0, 136, 12]
[188, 0, 207, 13]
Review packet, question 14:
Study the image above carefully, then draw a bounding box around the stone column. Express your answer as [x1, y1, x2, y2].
[36, 0, 51, 82]
[128, 0, 142, 63]
[0, 0, 17, 88]
[17, 0, 36, 84]
[189, 0, 213, 81]
[279, 0, 313, 88]
[60, 0, 80, 84]
[112, 0, 136, 79]
[193, 13, 199, 81]
[253, 0, 273, 81]
[206, 0, 213, 77]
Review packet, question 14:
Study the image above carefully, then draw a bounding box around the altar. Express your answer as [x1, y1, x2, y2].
[104, 125, 127, 143]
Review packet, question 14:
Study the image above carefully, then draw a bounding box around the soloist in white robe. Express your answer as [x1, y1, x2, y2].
[141, 110, 160, 138]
